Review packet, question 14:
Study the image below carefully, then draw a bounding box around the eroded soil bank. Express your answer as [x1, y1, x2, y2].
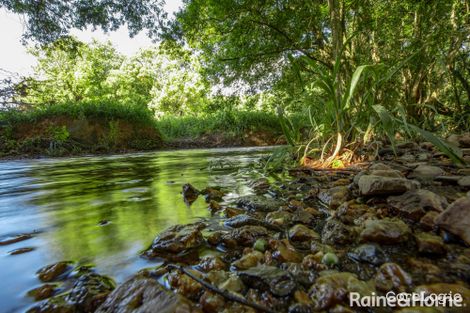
[5, 135, 470, 313]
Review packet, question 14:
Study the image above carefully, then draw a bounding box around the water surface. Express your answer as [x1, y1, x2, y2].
[0, 146, 274, 312]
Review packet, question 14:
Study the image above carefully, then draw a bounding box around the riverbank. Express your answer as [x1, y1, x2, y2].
[12, 140, 470, 312]
[0, 104, 290, 159]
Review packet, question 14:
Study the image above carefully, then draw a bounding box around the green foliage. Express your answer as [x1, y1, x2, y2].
[0, 0, 166, 43]
[156, 110, 285, 140]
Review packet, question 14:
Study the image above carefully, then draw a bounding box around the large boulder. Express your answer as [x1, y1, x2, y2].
[358, 175, 419, 196]
[97, 274, 199, 313]
[435, 197, 470, 245]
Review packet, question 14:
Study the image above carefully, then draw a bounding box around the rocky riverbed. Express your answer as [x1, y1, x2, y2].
[18, 136, 470, 312]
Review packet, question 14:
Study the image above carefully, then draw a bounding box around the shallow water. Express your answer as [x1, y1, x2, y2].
[0, 146, 274, 312]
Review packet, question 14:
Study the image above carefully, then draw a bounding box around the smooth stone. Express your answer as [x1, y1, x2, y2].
[289, 224, 320, 242]
[419, 211, 439, 230]
[8, 247, 35, 255]
[409, 165, 445, 180]
[182, 183, 199, 205]
[271, 239, 303, 263]
[435, 197, 470, 245]
[358, 175, 420, 196]
[458, 176, 470, 188]
[28, 284, 57, 301]
[97, 274, 198, 313]
[359, 218, 410, 244]
[0, 233, 33, 246]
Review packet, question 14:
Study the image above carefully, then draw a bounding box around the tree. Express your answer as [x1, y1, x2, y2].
[0, 0, 166, 43]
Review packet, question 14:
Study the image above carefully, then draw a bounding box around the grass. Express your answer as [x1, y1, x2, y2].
[156, 110, 307, 141]
[0, 101, 156, 126]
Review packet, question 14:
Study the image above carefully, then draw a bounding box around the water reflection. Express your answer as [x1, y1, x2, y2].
[0, 146, 273, 312]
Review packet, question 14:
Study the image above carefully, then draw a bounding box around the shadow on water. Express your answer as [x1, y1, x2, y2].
[0, 146, 274, 312]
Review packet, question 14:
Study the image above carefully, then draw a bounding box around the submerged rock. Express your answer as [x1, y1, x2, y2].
[201, 187, 225, 202]
[0, 233, 33, 246]
[37, 261, 72, 282]
[182, 184, 199, 205]
[359, 218, 411, 244]
[358, 175, 419, 196]
[97, 274, 199, 313]
[435, 197, 470, 245]
[27, 284, 57, 301]
[238, 264, 296, 296]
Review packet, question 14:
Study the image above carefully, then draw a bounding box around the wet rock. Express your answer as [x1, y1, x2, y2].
[28, 284, 57, 301]
[387, 190, 447, 221]
[199, 291, 225, 313]
[458, 176, 470, 188]
[182, 183, 199, 205]
[66, 273, 115, 312]
[0, 233, 33, 245]
[224, 214, 263, 228]
[197, 256, 227, 272]
[318, 186, 351, 209]
[289, 224, 320, 243]
[253, 239, 268, 252]
[238, 264, 296, 296]
[250, 178, 270, 193]
[224, 207, 244, 218]
[147, 223, 204, 254]
[37, 261, 72, 282]
[232, 250, 264, 270]
[265, 210, 292, 227]
[271, 239, 303, 263]
[281, 263, 316, 287]
[336, 201, 371, 225]
[97, 274, 199, 313]
[168, 269, 204, 301]
[8, 247, 35, 255]
[222, 225, 268, 248]
[208, 200, 221, 213]
[415, 232, 446, 255]
[322, 219, 355, 245]
[359, 218, 411, 244]
[414, 283, 470, 313]
[348, 244, 388, 265]
[358, 175, 419, 196]
[435, 196, 470, 245]
[236, 195, 283, 212]
[375, 262, 412, 291]
[201, 187, 225, 202]
[419, 211, 439, 230]
[309, 272, 374, 310]
[409, 165, 445, 180]
[292, 209, 316, 225]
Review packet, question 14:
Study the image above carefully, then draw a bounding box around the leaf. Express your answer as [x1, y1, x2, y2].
[372, 105, 397, 154]
[408, 124, 466, 166]
[344, 65, 370, 109]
